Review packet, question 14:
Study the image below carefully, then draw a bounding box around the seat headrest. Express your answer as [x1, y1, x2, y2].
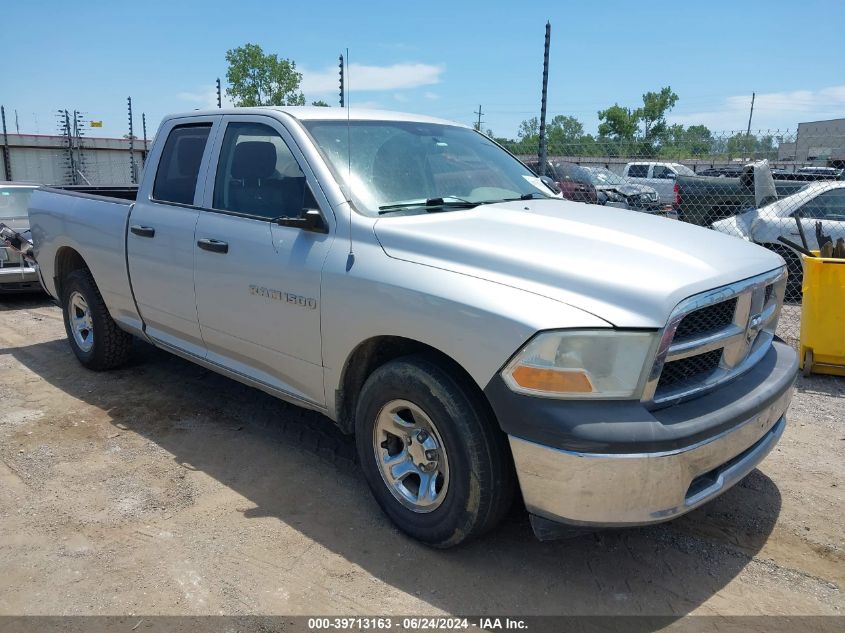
[232, 141, 277, 179]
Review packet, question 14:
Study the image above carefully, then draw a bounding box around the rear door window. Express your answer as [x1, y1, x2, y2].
[652, 165, 675, 179]
[152, 124, 212, 205]
[627, 164, 648, 178]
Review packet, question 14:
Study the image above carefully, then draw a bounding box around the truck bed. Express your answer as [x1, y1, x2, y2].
[28, 186, 143, 334]
[45, 185, 139, 202]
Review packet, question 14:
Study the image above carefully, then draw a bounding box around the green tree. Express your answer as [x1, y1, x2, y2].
[597, 87, 680, 156]
[597, 104, 639, 142]
[547, 115, 585, 154]
[225, 43, 305, 107]
[517, 117, 540, 140]
[311, 100, 330, 107]
[726, 133, 757, 159]
[639, 86, 679, 142]
[664, 123, 713, 158]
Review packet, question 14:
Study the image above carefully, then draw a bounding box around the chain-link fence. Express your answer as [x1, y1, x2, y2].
[501, 127, 845, 346]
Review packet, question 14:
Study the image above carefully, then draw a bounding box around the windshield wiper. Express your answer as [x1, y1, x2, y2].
[488, 192, 552, 203]
[378, 197, 480, 214]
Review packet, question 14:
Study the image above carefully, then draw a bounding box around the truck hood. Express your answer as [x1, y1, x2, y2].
[373, 199, 784, 328]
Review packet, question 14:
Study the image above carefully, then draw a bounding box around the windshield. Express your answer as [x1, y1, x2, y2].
[302, 120, 553, 215]
[673, 164, 695, 177]
[0, 187, 36, 220]
[586, 168, 624, 186]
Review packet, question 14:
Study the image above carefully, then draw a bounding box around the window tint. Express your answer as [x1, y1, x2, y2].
[152, 124, 211, 205]
[627, 164, 648, 178]
[555, 163, 588, 183]
[213, 122, 307, 219]
[652, 165, 675, 179]
[800, 189, 845, 219]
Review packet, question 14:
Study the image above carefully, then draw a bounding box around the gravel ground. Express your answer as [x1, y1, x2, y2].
[0, 294, 842, 621]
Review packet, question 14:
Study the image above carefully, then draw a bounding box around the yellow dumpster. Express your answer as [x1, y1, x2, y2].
[799, 252, 845, 377]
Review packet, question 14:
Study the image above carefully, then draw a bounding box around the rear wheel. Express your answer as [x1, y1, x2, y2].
[355, 354, 514, 547]
[62, 269, 132, 370]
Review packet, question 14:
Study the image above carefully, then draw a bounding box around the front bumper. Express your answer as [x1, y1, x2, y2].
[487, 340, 797, 528]
[0, 264, 41, 292]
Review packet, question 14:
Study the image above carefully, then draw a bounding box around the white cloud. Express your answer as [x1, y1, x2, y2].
[301, 62, 443, 94]
[177, 88, 233, 110]
[424, 92, 439, 100]
[669, 84, 845, 132]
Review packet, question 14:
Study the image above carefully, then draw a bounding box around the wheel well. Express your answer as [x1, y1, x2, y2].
[54, 247, 89, 299]
[335, 336, 489, 434]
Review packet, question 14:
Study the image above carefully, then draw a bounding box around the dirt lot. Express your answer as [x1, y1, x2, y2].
[0, 294, 842, 620]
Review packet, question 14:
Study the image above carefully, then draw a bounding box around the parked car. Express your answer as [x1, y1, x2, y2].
[525, 160, 597, 204]
[622, 162, 697, 205]
[674, 169, 808, 227]
[29, 107, 796, 547]
[0, 182, 42, 292]
[712, 181, 845, 293]
[582, 167, 663, 213]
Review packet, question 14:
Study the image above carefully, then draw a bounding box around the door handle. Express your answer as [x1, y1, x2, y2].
[130, 225, 155, 238]
[197, 238, 229, 254]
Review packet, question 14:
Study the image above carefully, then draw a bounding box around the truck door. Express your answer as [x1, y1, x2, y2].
[192, 115, 333, 407]
[127, 117, 220, 357]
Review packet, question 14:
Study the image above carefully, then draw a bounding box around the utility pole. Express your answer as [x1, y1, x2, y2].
[746, 92, 755, 137]
[14, 110, 20, 134]
[538, 21, 551, 177]
[216, 78, 222, 108]
[474, 105, 484, 132]
[1, 106, 11, 181]
[127, 97, 136, 184]
[339, 54, 345, 107]
[745, 92, 756, 160]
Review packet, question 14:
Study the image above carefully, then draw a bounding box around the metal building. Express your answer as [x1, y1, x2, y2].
[784, 118, 845, 166]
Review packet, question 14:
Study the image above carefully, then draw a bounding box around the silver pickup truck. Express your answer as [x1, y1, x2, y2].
[29, 107, 798, 547]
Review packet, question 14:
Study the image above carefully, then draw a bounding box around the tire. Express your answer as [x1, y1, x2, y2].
[771, 245, 803, 301]
[355, 354, 514, 548]
[62, 268, 132, 370]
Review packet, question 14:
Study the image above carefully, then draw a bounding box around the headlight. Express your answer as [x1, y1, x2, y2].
[501, 330, 657, 399]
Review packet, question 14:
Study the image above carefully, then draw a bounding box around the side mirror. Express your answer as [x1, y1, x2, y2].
[540, 175, 561, 194]
[275, 209, 327, 233]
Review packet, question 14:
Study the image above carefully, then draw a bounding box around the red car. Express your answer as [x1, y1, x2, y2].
[525, 160, 598, 204]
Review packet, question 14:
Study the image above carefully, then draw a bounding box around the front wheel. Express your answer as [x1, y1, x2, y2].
[355, 355, 514, 547]
[62, 269, 133, 370]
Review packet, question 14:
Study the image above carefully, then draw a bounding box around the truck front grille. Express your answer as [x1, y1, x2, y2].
[657, 349, 724, 391]
[673, 298, 737, 342]
[644, 268, 787, 406]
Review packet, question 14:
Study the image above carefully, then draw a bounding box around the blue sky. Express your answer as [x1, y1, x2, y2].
[3, 0, 844, 140]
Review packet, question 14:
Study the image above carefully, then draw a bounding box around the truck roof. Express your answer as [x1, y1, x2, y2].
[163, 106, 467, 128]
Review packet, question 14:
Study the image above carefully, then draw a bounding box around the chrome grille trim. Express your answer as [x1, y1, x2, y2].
[643, 267, 787, 406]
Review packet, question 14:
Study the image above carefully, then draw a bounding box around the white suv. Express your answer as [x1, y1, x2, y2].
[623, 162, 696, 205]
